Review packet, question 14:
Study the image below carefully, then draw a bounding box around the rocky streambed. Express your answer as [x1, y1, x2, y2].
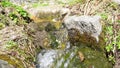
[0, 0, 116, 68]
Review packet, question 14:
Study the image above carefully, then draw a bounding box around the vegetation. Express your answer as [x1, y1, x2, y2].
[100, 2, 120, 64]
[0, 23, 5, 29]
[5, 40, 18, 49]
[0, 0, 30, 25]
[0, 1, 35, 68]
[0, 0, 120, 68]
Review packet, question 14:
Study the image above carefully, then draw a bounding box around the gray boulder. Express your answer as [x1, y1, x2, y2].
[63, 15, 102, 42]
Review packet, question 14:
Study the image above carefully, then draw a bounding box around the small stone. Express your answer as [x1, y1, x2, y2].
[78, 51, 84, 62]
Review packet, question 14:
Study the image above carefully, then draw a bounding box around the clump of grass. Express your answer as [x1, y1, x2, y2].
[1, 1, 30, 25]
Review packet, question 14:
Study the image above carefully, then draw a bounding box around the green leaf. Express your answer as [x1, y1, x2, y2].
[5, 40, 18, 49]
[0, 23, 5, 30]
[1, 1, 13, 7]
[105, 44, 113, 52]
[100, 13, 108, 20]
[117, 42, 120, 49]
[108, 55, 115, 63]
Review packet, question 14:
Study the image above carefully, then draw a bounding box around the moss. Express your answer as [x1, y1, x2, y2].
[78, 45, 112, 68]
[57, 45, 112, 68]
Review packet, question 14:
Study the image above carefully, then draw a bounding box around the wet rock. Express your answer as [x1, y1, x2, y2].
[0, 59, 14, 68]
[27, 6, 69, 23]
[63, 15, 102, 43]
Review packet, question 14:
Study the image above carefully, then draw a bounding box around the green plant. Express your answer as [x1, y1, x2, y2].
[104, 19, 120, 64]
[105, 26, 113, 35]
[105, 41, 116, 64]
[100, 13, 108, 20]
[116, 34, 120, 49]
[15, 6, 28, 17]
[9, 13, 18, 23]
[105, 44, 113, 52]
[1, 1, 28, 17]
[5, 40, 18, 49]
[108, 55, 115, 64]
[0, 23, 5, 30]
[1, 1, 29, 25]
[1, 0, 13, 7]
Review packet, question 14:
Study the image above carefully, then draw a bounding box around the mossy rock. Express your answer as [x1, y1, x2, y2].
[68, 29, 105, 51]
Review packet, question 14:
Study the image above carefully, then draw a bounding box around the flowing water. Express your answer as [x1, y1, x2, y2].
[4, 1, 113, 68]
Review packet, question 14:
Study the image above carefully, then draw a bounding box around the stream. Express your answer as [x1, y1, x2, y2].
[0, 0, 115, 68]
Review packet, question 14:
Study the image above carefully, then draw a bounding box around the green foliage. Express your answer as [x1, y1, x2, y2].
[1, 0, 13, 7]
[0, 23, 5, 30]
[5, 40, 18, 49]
[105, 26, 113, 35]
[108, 55, 115, 64]
[1, 1, 29, 25]
[100, 13, 108, 20]
[1, 0, 28, 17]
[117, 42, 120, 49]
[116, 34, 120, 49]
[105, 44, 113, 52]
[9, 13, 18, 23]
[15, 6, 28, 17]
[104, 21, 120, 64]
